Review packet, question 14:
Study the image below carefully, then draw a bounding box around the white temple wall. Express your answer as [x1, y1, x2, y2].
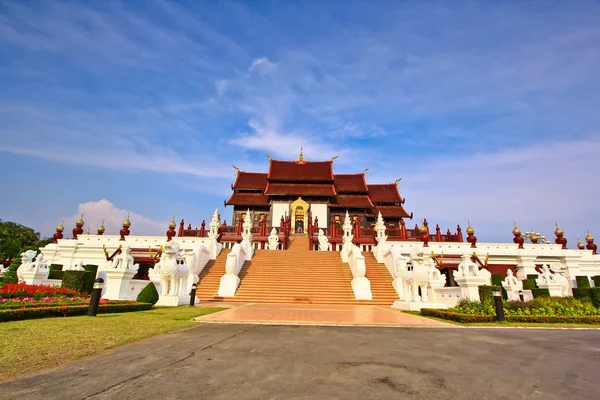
[271, 201, 289, 228]
[310, 203, 328, 227]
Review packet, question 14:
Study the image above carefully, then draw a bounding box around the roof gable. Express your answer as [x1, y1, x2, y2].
[334, 174, 368, 193]
[233, 172, 268, 190]
[268, 160, 334, 182]
[367, 184, 404, 204]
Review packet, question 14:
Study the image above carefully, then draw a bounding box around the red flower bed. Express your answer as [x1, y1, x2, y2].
[0, 283, 82, 299]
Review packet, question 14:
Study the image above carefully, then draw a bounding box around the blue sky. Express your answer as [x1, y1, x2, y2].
[1, 0, 599, 245]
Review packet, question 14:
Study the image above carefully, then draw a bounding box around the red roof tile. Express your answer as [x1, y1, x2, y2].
[368, 184, 403, 204]
[225, 192, 270, 206]
[373, 206, 411, 218]
[264, 183, 336, 196]
[232, 172, 267, 190]
[334, 174, 368, 193]
[268, 160, 334, 182]
[329, 195, 374, 208]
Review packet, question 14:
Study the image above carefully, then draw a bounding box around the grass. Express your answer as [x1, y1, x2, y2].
[0, 306, 225, 381]
[405, 311, 600, 329]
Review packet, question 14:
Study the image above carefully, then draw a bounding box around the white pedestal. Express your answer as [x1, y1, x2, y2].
[155, 295, 189, 307]
[537, 282, 565, 297]
[351, 277, 372, 300]
[20, 270, 49, 285]
[454, 276, 488, 302]
[502, 284, 523, 301]
[217, 274, 240, 297]
[427, 281, 446, 303]
[103, 269, 136, 300]
[392, 301, 448, 311]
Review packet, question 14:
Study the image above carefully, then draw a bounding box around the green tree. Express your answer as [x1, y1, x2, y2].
[0, 219, 49, 258]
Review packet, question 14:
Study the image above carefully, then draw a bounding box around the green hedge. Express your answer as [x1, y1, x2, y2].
[62, 271, 89, 293]
[47, 264, 64, 280]
[1, 257, 21, 283]
[531, 288, 550, 298]
[0, 302, 153, 322]
[136, 282, 159, 305]
[571, 288, 591, 301]
[576, 276, 591, 288]
[522, 279, 537, 290]
[590, 288, 600, 308]
[478, 285, 495, 305]
[420, 308, 600, 324]
[83, 265, 98, 293]
[593, 276, 600, 287]
[526, 274, 539, 281]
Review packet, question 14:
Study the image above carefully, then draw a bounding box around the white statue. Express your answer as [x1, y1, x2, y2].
[318, 229, 331, 251]
[549, 263, 570, 297]
[374, 211, 388, 243]
[454, 254, 479, 278]
[536, 264, 557, 285]
[0, 264, 6, 277]
[108, 243, 138, 272]
[268, 228, 280, 250]
[16, 250, 37, 281]
[397, 247, 431, 303]
[502, 269, 521, 288]
[152, 241, 189, 296]
[31, 253, 49, 273]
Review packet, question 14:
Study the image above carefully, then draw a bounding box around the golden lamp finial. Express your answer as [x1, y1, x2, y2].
[76, 213, 84, 226]
[97, 219, 105, 234]
[169, 214, 176, 229]
[586, 228, 594, 242]
[56, 217, 65, 232]
[577, 236, 585, 250]
[554, 221, 564, 236]
[123, 212, 131, 228]
[466, 219, 474, 234]
[298, 146, 305, 161]
[512, 220, 521, 235]
[394, 177, 403, 185]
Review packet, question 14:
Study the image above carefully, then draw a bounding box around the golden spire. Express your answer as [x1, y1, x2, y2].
[56, 217, 65, 232]
[586, 228, 594, 242]
[76, 213, 84, 226]
[466, 219, 474, 234]
[394, 177, 403, 185]
[298, 146, 305, 161]
[97, 219, 105, 234]
[232, 164, 241, 173]
[554, 221, 564, 236]
[265, 153, 272, 161]
[531, 228, 538, 241]
[577, 236, 585, 250]
[512, 220, 521, 235]
[362, 166, 370, 175]
[169, 214, 176, 229]
[123, 212, 131, 228]
[331, 154, 339, 162]
[419, 219, 428, 233]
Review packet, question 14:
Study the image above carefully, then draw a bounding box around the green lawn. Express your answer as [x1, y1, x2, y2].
[0, 306, 225, 381]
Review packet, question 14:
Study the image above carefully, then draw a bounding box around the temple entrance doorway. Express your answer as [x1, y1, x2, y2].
[290, 197, 309, 235]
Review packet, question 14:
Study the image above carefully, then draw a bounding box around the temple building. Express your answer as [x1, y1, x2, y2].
[225, 150, 412, 233]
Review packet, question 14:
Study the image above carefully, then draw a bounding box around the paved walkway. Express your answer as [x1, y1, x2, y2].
[195, 302, 455, 327]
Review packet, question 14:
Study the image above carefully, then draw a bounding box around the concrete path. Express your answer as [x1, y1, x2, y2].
[1, 324, 599, 399]
[195, 302, 455, 327]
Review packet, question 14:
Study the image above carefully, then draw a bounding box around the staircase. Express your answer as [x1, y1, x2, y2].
[196, 236, 398, 305]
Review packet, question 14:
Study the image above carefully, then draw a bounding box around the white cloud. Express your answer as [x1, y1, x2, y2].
[42, 199, 167, 238]
[215, 79, 228, 96]
[248, 57, 278, 75]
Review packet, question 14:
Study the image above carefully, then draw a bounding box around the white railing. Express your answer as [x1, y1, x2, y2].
[217, 239, 253, 297]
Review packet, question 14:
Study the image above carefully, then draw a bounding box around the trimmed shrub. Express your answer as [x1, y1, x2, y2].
[0, 301, 153, 322]
[2, 257, 21, 283]
[570, 288, 591, 301]
[83, 265, 98, 293]
[491, 274, 503, 286]
[62, 271, 88, 293]
[420, 308, 600, 324]
[478, 285, 495, 305]
[593, 276, 600, 287]
[526, 274, 539, 281]
[522, 279, 537, 290]
[531, 288, 550, 298]
[576, 276, 591, 288]
[137, 282, 160, 305]
[47, 264, 64, 280]
[590, 288, 600, 308]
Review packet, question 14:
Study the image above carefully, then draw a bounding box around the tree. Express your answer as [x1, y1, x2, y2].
[0, 219, 47, 259]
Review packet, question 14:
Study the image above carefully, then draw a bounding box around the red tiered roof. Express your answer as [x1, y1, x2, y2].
[334, 174, 368, 193]
[367, 184, 404, 204]
[268, 160, 334, 182]
[372, 205, 411, 218]
[225, 192, 270, 206]
[232, 172, 267, 190]
[265, 183, 336, 196]
[329, 195, 374, 208]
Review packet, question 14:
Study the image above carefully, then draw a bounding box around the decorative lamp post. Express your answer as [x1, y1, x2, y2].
[512, 221, 524, 249]
[190, 283, 198, 306]
[53, 218, 65, 243]
[166, 215, 177, 241]
[87, 278, 104, 316]
[554, 221, 567, 249]
[585, 229, 597, 254]
[493, 287, 504, 322]
[73, 214, 84, 239]
[518, 289, 524, 302]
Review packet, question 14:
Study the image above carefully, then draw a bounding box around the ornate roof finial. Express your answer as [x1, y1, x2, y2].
[362, 166, 370, 175]
[169, 214, 176, 229]
[123, 212, 131, 228]
[298, 146, 305, 161]
[57, 217, 65, 233]
[331, 154, 339, 162]
[466, 219, 474, 234]
[577, 236, 585, 250]
[76, 213, 84, 226]
[554, 221, 564, 236]
[265, 153, 272, 161]
[232, 164, 241, 173]
[97, 219, 105, 234]
[512, 220, 521, 235]
[586, 228, 594, 242]
[394, 177, 403, 185]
